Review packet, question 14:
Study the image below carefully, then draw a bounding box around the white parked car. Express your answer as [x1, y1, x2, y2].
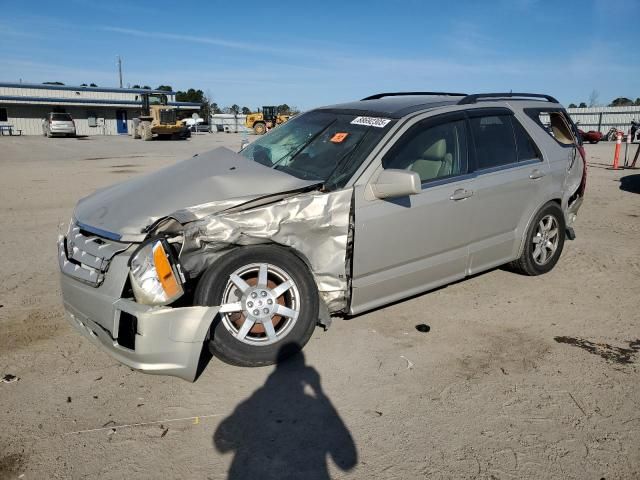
[43, 112, 76, 137]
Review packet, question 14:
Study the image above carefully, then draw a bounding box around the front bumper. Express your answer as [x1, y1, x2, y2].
[59, 238, 218, 381]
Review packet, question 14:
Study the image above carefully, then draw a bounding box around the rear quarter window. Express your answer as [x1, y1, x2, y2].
[525, 109, 576, 146]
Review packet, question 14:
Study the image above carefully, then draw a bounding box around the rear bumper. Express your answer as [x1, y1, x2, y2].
[50, 126, 76, 134]
[60, 261, 218, 382]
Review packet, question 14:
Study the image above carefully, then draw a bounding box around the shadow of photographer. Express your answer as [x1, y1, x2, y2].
[213, 344, 357, 479]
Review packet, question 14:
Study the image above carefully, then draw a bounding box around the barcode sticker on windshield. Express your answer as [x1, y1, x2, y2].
[350, 116, 391, 128]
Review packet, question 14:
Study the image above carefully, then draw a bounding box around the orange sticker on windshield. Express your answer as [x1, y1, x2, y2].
[330, 132, 349, 143]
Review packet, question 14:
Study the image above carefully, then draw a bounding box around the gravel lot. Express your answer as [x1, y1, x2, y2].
[1, 134, 639, 479]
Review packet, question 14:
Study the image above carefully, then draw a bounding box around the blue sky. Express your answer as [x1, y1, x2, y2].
[1, 0, 639, 110]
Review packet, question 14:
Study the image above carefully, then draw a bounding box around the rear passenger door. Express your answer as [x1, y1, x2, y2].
[466, 108, 550, 274]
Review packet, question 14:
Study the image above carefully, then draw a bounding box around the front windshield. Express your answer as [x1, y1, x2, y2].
[240, 110, 395, 189]
[148, 94, 167, 105]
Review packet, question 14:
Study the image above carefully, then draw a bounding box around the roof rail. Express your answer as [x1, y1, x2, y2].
[458, 92, 559, 105]
[361, 91, 467, 101]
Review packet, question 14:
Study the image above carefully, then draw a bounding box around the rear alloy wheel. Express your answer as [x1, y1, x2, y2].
[195, 246, 319, 366]
[509, 202, 565, 276]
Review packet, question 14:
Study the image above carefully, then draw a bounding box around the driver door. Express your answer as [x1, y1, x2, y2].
[350, 113, 474, 314]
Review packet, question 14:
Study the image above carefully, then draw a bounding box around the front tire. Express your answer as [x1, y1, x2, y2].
[253, 122, 266, 135]
[194, 245, 319, 367]
[509, 202, 566, 276]
[141, 122, 153, 141]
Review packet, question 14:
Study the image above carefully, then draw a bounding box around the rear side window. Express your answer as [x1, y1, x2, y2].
[469, 115, 517, 169]
[511, 118, 540, 161]
[52, 113, 72, 121]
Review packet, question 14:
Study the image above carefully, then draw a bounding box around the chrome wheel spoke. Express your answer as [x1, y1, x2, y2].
[548, 228, 558, 239]
[263, 319, 277, 341]
[532, 234, 542, 244]
[540, 246, 548, 263]
[236, 318, 255, 340]
[257, 263, 268, 288]
[221, 262, 301, 346]
[533, 245, 542, 260]
[271, 280, 293, 298]
[219, 302, 243, 313]
[275, 304, 299, 320]
[230, 274, 250, 293]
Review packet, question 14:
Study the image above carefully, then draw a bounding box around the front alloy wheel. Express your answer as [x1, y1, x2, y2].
[195, 245, 319, 366]
[219, 263, 300, 346]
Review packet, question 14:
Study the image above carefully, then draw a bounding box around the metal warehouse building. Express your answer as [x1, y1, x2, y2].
[0, 82, 200, 136]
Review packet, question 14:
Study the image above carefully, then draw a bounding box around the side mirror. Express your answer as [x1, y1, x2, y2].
[370, 169, 421, 199]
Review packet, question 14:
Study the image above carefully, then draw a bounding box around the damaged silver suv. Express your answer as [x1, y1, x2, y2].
[58, 92, 585, 380]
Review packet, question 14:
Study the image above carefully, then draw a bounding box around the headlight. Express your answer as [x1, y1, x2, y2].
[129, 240, 184, 306]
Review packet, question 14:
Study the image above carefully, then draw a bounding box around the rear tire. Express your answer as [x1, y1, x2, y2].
[509, 202, 565, 276]
[194, 245, 319, 367]
[253, 122, 266, 135]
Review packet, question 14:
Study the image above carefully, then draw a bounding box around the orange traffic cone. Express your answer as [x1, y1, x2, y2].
[607, 132, 623, 170]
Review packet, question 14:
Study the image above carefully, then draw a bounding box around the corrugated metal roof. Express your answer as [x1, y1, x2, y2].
[0, 95, 200, 108]
[0, 81, 175, 95]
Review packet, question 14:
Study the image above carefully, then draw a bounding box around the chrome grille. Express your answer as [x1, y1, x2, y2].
[58, 223, 130, 287]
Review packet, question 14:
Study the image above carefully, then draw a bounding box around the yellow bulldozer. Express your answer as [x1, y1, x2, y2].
[132, 92, 186, 140]
[244, 106, 290, 135]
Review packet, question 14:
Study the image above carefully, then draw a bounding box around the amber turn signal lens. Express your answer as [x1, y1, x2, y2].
[152, 242, 181, 298]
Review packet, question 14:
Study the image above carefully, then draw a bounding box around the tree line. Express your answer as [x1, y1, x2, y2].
[153, 85, 298, 119]
[569, 98, 640, 108]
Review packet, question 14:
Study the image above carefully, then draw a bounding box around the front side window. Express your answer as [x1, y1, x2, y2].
[240, 110, 394, 188]
[382, 119, 468, 183]
[470, 115, 517, 169]
[0, 108, 7, 122]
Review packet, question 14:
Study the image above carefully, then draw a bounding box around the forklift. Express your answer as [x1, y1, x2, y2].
[131, 92, 187, 140]
[244, 106, 291, 135]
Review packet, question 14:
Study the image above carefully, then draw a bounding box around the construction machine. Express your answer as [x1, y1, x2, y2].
[244, 106, 291, 135]
[132, 92, 186, 140]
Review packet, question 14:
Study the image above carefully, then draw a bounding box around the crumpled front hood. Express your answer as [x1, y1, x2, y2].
[74, 147, 316, 241]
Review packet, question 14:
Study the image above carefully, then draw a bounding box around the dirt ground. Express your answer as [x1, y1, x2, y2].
[0, 133, 639, 480]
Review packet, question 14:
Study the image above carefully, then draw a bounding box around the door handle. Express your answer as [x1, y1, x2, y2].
[529, 169, 546, 180]
[450, 188, 473, 201]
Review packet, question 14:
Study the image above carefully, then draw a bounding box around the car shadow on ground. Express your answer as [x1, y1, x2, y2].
[212, 344, 358, 480]
[620, 174, 640, 194]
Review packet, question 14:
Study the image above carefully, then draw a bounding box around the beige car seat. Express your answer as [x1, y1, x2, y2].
[409, 139, 453, 181]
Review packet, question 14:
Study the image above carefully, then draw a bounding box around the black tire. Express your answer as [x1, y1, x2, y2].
[194, 245, 319, 367]
[253, 122, 266, 135]
[509, 202, 566, 276]
[141, 122, 153, 141]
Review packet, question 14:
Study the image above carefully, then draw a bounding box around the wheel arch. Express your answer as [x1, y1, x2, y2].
[515, 197, 562, 259]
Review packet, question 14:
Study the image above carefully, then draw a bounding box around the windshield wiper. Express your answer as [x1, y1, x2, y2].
[270, 119, 337, 171]
[323, 130, 371, 190]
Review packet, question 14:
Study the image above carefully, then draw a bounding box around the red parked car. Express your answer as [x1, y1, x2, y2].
[578, 128, 602, 144]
